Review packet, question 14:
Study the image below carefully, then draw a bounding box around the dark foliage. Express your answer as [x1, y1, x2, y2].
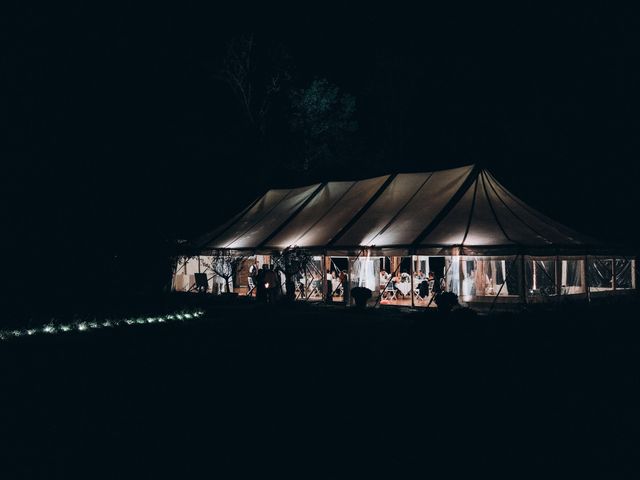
[272, 248, 313, 302]
[289, 78, 358, 174]
[351, 286, 372, 308]
[201, 250, 247, 294]
[434, 291, 459, 313]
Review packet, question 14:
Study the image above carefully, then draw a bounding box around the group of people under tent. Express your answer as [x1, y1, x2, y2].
[247, 259, 350, 302]
[379, 269, 446, 302]
[246, 257, 451, 304]
[248, 261, 280, 303]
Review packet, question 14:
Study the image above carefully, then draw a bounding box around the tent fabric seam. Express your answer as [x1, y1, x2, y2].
[483, 171, 554, 245]
[365, 172, 434, 247]
[258, 182, 326, 249]
[461, 176, 479, 245]
[480, 171, 518, 245]
[487, 171, 585, 244]
[220, 188, 299, 249]
[410, 165, 478, 246]
[273, 180, 359, 249]
[327, 174, 397, 246]
[195, 194, 263, 249]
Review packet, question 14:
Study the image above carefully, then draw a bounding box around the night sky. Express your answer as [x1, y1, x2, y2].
[3, 4, 639, 293]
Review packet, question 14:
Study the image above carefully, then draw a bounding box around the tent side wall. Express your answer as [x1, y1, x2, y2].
[171, 252, 637, 311]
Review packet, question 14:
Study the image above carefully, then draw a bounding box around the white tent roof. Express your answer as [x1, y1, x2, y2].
[194, 165, 605, 255]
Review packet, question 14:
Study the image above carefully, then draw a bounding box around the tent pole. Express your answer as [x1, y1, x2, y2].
[323, 254, 330, 303]
[520, 254, 527, 305]
[584, 255, 591, 303]
[612, 257, 617, 291]
[489, 255, 519, 313]
[555, 256, 562, 296]
[374, 258, 403, 308]
[410, 253, 415, 308]
[304, 258, 322, 301]
[344, 255, 351, 306]
[459, 254, 464, 301]
[426, 255, 455, 309]
[170, 257, 179, 292]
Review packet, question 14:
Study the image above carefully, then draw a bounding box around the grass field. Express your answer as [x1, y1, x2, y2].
[1, 296, 639, 478]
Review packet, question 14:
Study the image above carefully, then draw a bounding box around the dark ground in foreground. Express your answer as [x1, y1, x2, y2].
[1, 297, 639, 479]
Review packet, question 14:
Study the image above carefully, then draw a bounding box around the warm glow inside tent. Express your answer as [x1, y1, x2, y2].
[173, 165, 636, 308]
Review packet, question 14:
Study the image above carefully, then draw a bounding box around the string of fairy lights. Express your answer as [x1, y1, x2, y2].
[0, 309, 206, 342]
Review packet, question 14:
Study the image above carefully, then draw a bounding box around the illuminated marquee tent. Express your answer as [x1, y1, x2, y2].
[179, 165, 635, 305]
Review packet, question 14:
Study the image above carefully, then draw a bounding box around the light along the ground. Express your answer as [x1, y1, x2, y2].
[0, 310, 206, 341]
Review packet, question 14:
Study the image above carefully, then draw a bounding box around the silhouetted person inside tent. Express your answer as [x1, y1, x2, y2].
[326, 269, 333, 302]
[418, 279, 429, 300]
[249, 260, 259, 280]
[248, 259, 259, 297]
[256, 264, 267, 303]
[264, 265, 277, 304]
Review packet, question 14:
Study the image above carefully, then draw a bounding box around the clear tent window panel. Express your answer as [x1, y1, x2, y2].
[294, 256, 324, 301]
[412, 256, 448, 307]
[614, 258, 634, 290]
[445, 257, 460, 296]
[525, 257, 557, 297]
[201, 254, 240, 294]
[172, 256, 192, 292]
[559, 258, 586, 295]
[174, 255, 237, 294]
[349, 256, 382, 305]
[327, 256, 349, 302]
[588, 257, 614, 292]
[378, 256, 413, 306]
[173, 256, 216, 293]
[459, 256, 520, 300]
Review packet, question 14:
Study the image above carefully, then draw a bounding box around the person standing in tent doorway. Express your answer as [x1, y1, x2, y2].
[256, 264, 267, 303]
[418, 278, 429, 302]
